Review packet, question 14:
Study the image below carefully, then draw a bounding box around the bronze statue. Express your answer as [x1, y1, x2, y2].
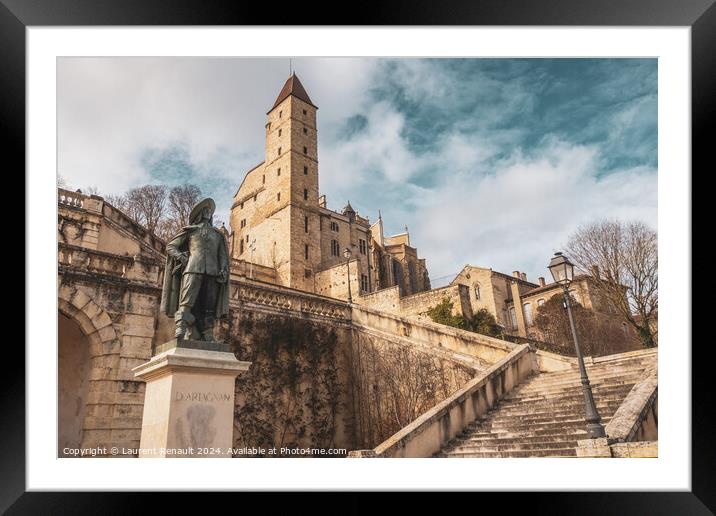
[160, 198, 230, 341]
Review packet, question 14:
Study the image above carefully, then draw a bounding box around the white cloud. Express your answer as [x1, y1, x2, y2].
[409, 140, 657, 284]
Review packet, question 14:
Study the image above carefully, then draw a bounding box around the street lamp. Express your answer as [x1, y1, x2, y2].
[249, 238, 256, 280]
[343, 247, 353, 304]
[548, 251, 606, 439]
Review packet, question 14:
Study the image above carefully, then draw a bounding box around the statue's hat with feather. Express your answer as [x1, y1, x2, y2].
[188, 198, 216, 224]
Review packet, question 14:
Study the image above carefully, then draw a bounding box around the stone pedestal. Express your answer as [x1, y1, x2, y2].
[133, 339, 251, 458]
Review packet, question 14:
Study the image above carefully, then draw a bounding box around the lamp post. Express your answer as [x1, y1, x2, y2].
[343, 247, 353, 304]
[548, 251, 606, 439]
[249, 238, 256, 280]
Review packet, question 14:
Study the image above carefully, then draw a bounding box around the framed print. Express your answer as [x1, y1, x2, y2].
[6, 0, 712, 512]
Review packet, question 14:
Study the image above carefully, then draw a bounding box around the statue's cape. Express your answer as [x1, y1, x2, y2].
[160, 224, 230, 319]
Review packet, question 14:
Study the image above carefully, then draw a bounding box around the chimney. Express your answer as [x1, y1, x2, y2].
[520, 272, 527, 282]
[538, 277, 546, 286]
[512, 271, 520, 278]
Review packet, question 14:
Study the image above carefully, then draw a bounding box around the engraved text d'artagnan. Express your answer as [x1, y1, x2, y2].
[175, 391, 232, 402]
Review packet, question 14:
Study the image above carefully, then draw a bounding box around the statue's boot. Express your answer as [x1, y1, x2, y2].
[175, 320, 187, 340]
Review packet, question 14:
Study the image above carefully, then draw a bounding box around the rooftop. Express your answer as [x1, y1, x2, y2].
[270, 73, 317, 112]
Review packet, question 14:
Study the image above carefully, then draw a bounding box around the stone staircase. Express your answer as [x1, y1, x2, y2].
[437, 352, 656, 458]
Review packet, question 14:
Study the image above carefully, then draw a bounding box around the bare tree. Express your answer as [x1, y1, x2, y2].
[168, 184, 201, 227]
[533, 295, 638, 356]
[149, 184, 203, 240]
[566, 219, 658, 348]
[122, 185, 168, 234]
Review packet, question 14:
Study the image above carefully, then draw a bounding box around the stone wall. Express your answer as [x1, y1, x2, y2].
[356, 284, 473, 321]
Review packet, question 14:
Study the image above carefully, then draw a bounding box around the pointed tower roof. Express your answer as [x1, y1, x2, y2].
[270, 73, 317, 112]
[342, 201, 355, 215]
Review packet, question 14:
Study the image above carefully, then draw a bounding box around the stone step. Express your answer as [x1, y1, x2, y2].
[496, 397, 623, 407]
[435, 353, 654, 458]
[539, 364, 652, 381]
[515, 378, 640, 393]
[483, 412, 613, 425]
[472, 419, 607, 433]
[439, 448, 578, 458]
[447, 440, 579, 453]
[503, 387, 632, 404]
[485, 401, 623, 417]
[455, 434, 590, 446]
[518, 375, 643, 391]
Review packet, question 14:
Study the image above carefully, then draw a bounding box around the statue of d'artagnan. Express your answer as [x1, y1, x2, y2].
[160, 198, 230, 341]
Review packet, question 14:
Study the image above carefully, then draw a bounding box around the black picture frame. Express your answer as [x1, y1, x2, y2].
[6, 0, 710, 512]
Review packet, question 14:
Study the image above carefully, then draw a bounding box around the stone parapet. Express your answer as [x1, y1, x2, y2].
[230, 278, 351, 324]
[59, 243, 162, 285]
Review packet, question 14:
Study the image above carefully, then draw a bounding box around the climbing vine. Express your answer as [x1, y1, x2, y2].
[230, 312, 343, 457]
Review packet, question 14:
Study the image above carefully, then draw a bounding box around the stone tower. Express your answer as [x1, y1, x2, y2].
[230, 73, 321, 290]
[266, 73, 320, 291]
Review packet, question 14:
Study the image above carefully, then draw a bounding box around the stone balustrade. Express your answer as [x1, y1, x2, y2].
[58, 188, 86, 208]
[58, 243, 161, 285]
[352, 305, 517, 365]
[604, 365, 658, 443]
[366, 344, 534, 458]
[229, 279, 351, 323]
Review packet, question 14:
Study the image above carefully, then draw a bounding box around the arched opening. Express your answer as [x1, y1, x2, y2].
[58, 311, 91, 456]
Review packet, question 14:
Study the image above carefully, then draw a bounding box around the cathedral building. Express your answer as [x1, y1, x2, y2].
[229, 73, 430, 301]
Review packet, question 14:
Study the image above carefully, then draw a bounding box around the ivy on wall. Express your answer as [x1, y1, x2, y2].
[230, 312, 344, 456]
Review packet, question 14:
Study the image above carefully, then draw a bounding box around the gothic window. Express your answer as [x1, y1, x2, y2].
[303, 146, 308, 155]
[331, 240, 339, 257]
[304, 188, 308, 200]
[408, 262, 417, 294]
[509, 307, 518, 330]
[303, 109, 307, 115]
[240, 240, 244, 254]
[359, 239, 367, 255]
[303, 127, 308, 135]
[304, 165, 308, 175]
[305, 244, 309, 260]
[361, 274, 369, 292]
[331, 221, 339, 232]
[392, 260, 405, 296]
[304, 215, 308, 233]
[474, 284, 481, 300]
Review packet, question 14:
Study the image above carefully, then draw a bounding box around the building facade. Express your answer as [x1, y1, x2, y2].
[450, 264, 636, 344]
[229, 73, 430, 302]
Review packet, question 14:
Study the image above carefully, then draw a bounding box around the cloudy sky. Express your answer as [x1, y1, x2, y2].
[58, 57, 657, 285]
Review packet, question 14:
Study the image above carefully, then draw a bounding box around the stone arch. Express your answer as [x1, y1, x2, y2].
[58, 285, 118, 347]
[58, 285, 120, 453]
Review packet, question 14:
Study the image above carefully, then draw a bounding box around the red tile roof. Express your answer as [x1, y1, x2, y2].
[271, 73, 317, 111]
